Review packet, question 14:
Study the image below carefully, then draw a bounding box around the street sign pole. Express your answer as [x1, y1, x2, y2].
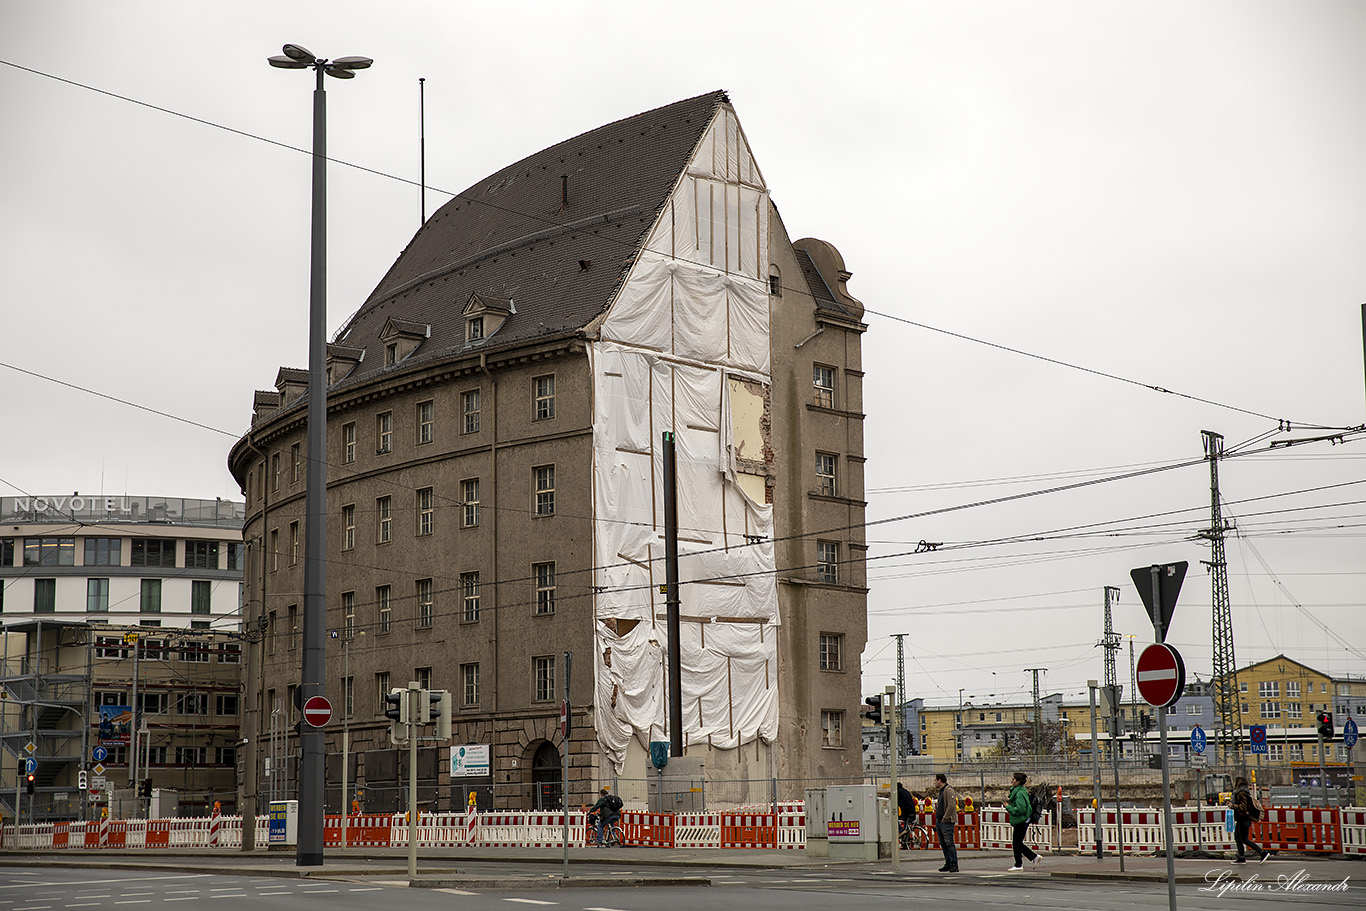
[1146, 565, 1178, 911]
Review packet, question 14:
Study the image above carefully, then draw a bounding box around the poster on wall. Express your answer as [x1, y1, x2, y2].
[99, 705, 132, 744]
[450, 744, 491, 778]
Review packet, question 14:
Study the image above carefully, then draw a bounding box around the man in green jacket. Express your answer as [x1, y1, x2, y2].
[1006, 772, 1040, 871]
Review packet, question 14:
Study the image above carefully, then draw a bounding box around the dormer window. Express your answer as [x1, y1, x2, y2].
[463, 293, 513, 343]
[385, 343, 398, 366]
[378, 319, 429, 367]
[468, 316, 484, 342]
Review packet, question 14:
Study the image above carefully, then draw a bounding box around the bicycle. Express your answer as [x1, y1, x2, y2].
[590, 818, 626, 847]
[899, 817, 931, 850]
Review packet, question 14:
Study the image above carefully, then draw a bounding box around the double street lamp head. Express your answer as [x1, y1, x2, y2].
[267, 44, 373, 78]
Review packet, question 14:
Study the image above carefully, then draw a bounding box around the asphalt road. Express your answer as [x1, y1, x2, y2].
[2, 861, 1360, 910]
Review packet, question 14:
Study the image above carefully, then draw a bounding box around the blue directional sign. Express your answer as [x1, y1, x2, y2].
[92, 746, 108, 762]
[24, 757, 36, 773]
[1249, 724, 1268, 755]
[1191, 725, 1206, 754]
[1345, 717, 1359, 750]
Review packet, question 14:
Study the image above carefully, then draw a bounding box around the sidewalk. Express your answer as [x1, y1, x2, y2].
[0, 845, 1360, 889]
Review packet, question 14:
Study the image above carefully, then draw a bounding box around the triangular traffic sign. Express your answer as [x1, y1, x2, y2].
[1131, 561, 1188, 641]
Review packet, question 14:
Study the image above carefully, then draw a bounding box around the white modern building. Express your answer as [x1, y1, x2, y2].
[0, 495, 245, 630]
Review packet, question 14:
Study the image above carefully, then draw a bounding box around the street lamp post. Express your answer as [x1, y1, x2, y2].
[267, 42, 372, 868]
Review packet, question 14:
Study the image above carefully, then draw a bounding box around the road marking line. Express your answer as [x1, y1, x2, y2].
[347, 888, 384, 892]
[258, 893, 291, 896]
[503, 900, 557, 906]
[435, 889, 479, 895]
[302, 890, 339, 894]
[210, 896, 248, 900]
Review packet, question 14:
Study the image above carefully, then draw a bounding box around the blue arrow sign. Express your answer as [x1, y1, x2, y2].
[1191, 725, 1206, 754]
[1345, 717, 1359, 750]
[25, 757, 36, 773]
[92, 746, 108, 762]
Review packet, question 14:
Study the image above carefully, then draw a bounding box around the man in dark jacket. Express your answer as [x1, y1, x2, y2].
[933, 773, 959, 872]
[1232, 777, 1272, 864]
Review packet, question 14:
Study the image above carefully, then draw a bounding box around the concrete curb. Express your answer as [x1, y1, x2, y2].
[412, 877, 711, 889]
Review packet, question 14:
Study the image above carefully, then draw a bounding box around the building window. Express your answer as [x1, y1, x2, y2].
[272, 452, 281, 490]
[291, 442, 301, 483]
[462, 389, 481, 434]
[1186, 703, 1202, 715]
[1261, 702, 1280, 718]
[461, 572, 481, 622]
[533, 374, 556, 421]
[769, 267, 782, 296]
[343, 422, 356, 463]
[1239, 682, 1248, 693]
[84, 538, 122, 566]
[131, 538, 176, 568]
[416, 578, 433, 628]
[25, 537, 76, 566]
[178, 693, 209, 715]
[142, 638, 168, 661]
[215, 747, 237, 767]
[191, 621, 211, 630]
[417, 400, 434, 444]
[343, 591, 355, 639]
[0, 538, 12, 566]
[1285, 701, 1302, 717]
[185, 541, 218, 570]
[467, 316, 484, 341]
[534, 465, 555, 517]
[377, 496, 392, 543]
[461, 478, 480, 527]
[415, 666, 433, 691]
[341, 676, 354, 718]
[219, 643, 240, 664]
[140, 579, 162, 614]
[191, 580, 212, 615]
[417, 487, 434, 535]
[270, 529, 279, 571]
[534, 562, 556, 615]
[228, 542, 245, 571]
[1241, 702, 1249, 714]
[816, 541, 839, 584]
[34, 578, 56, 612]
[533, 655, 555, 702]
[1258, 681, 1280, 698]
[87, 578, 109, 613]
[813, 365, 835, 409]
[1287, 680, 1301, 698]
[175, 746, 207, 766]
[289, 521, 300, 565]
[377, 585, 392, 634]
[821, 710, 843, 747]
[462, 663, 480, 706]
[216, 694, 239, 716]
[375, 672, 391, 715]
[819, 633, 843, 671]
[287, 604, 298, 650]
[181, 640, 210, 662]
[377, 411, 393, 454]
[342, 504, 356, 550]
[815, 452, 837, 497]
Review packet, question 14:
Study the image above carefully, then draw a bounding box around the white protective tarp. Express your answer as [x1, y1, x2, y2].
[592, 107, 777, 769]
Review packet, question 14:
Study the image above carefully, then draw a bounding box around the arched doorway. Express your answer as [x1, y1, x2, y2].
[530, 741, 562, 810]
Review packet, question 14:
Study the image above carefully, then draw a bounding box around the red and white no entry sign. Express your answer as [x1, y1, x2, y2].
[302, 695, 333, 727]
[1136, 643, 1186, 707]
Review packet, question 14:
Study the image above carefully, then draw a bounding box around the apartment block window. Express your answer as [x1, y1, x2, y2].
[131, 538, 176, 568]
[1258, 681, 1280, 698]
[461, 572, 481, 622]
[821, 710, 843, 747]
[341, 676, 354, 718]
[462, 389, 481, 434]
[375, 672, 391, 715]
[416, 578, 433, 628]
[819, 633, 843, 671]
[215, 747, 237, 767]
[291, 442, 301, 483]
[461, 478, 480, 527]
[34, 578, 56, 612]
[534, 465, 555, 516]
[0, 538, 12, 566]
[377, 411, 393, 454]
[342, 504, 356, 550]
[175, 746, 207, 766]
[816, 541, 839, 584]
[533, 374, 556, 421]
[191, 580, 211, 615]
[815, 452, 837, 497]
[178, 694, 209, 715]
[216, 694, 239, 716]
[415, 666, 433, 691]
[1186, 703, 1202, 715]
[343, 422, 356, 463]
[377, 585, 392, 634]
[1241, 702, 1249, 714]
[140, 579, 162, 614]
[377, 496, 392, 543]
[190, 621, 210, 631]
[1287, 681, 1302, 698]
[813, 365, 835, 408]
[84, 538, 122, 566]
[462, 663, 480, 706]
[145, 746, 167, 766]
[181, 640, 210, 662]
[271, 528, 279, 571]
[533, 562, 556, 615]
[272, 452, 281, 490]
[1261, 701, 1280, 718]
[87, 578, 109, 612]
[289, 521, 300, 565]
[343, 591, 355, 639]
[1239, 682, 1248, 693]
[139, 691, 168, 714]
[184, 540, 218, 569]
[1285, 701, 1302, 717]
[417, 487, 434, 535]
[219, 643, 240, 664]
[25, 537, 75, 566]
[287, 604, 298, 650]
[533, 655, 555, 702]
[417, 400, 434, 444]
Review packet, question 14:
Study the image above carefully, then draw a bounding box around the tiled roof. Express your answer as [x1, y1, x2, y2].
[793, 249, 850, 317]
[331, 91, 728, 384]
[274, 367, 308, 385]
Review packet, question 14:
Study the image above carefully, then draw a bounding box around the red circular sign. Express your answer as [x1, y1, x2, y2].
[1136, 643, 1186, 707]
[302, 695, 333, 727]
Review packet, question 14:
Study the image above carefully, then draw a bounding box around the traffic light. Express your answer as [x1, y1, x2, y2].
[25, 773, 35, 795]
[384, 688, 409, 724]
[78, 770, 88, 790]
[1140, 712, 1153, 734]
[138, 778, 152, 799]
[861, 694, 883, 725]
[432, 690, 452, 740]
[1317, 711, 1334, 741]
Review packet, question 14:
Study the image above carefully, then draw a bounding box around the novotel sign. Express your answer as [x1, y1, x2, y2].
[2, 496, 135, 524]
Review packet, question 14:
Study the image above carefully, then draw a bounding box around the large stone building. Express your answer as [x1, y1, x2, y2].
[229, 92, 868, 813]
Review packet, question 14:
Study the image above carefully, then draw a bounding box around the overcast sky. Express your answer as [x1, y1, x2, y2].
[3, 1, 1363, 708]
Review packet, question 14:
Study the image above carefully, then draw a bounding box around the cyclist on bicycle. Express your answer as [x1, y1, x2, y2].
[588, 787, 622, 846]
[896, 782, 916, 839]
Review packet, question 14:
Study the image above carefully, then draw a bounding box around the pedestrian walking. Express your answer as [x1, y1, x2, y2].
[1231, 777, 1273, 864]
[1006, 772, 1040, 871]
[933, 773, 959, 873]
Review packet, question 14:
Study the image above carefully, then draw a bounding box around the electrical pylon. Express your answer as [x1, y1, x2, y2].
[1100, 586, 1122, 758]
[893, 633, 907, 764]
[1025, 668, 1046, 754]
[1202, 430, 1242, 765]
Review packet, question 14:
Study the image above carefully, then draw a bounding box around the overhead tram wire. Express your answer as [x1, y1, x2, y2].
[3, 58, 1344, 435]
